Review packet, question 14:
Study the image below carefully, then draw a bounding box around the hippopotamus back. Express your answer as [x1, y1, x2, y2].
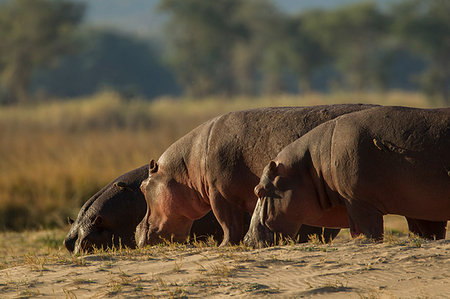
[205, 105, 378, 212]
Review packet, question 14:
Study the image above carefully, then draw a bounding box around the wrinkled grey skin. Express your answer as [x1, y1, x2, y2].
[245, 106, 450, 246]
[136, 104, 386, 247]
[64, 165, 224, 254]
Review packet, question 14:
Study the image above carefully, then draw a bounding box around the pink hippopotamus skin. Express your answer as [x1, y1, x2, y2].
[244, 106, 449, 246]
[135, 105, 390, 247]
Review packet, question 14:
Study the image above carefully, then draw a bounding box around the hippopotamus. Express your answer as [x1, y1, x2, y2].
[64, 165, 223, 254]
[244, 106, 449, 246]
[135, 104, 395, 247]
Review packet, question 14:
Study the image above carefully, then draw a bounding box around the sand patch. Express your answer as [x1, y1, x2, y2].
[1, 236, 449, 298]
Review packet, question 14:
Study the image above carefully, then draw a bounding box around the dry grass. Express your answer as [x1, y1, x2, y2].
[0, 220, 448, 298]
[0, 90, 438, 230]
[0, 229, 68, 270]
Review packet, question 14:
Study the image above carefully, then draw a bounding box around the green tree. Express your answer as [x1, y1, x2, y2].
[159, 0, 245, 97]
[310, 2, 390, 91]
[392, 0, 450, 103]
[0, 0, 84, 104]
[286, 10, 330, 93]
[232, 0, 289, 95]
[161, 0, 293, 97]
[33, 29, 179, 99]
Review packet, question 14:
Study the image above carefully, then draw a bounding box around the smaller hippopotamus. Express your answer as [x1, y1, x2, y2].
[64, 166, 148, 253]
[64, 165, 222, 254]
[244, 106, 449, 246]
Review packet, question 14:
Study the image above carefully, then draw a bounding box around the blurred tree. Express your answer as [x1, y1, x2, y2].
[286, 10, 330, 93]
[308, 2, 390, 92]
[159, 0, 245, 97]
[0, 0, 84, 104]
[160, 0, 294, 97]
[392, 0, 450, 103]
[233, 0, 289, 95]
[33, 29, 179, 99]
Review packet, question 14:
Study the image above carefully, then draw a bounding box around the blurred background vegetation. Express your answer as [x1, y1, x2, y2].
[0, 0, 449, 103]
[0, 0, 448, 230]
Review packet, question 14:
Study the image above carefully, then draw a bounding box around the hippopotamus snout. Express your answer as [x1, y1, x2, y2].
[135, 221, 167, 247]
[135, 220, 148, 248]
[63, 234, 77, 253]
[244, 198, 274, 248]
[73, 235, 95, 254]
[254, 184, 266, 199]
[140, 178, 149, 197]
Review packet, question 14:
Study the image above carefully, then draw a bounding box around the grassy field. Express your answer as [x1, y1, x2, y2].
[0, 91, 439, 230]
[0, 214, 426, 271]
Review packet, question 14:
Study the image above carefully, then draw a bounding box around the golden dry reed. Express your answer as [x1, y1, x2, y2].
[0, 90, 437, 230]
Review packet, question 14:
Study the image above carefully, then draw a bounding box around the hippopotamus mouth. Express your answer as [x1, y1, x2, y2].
[135, 219, 165, 247]
[244, 197, 276, 248]
[135, 220, 149, 248]
[63, 234, 77, 253]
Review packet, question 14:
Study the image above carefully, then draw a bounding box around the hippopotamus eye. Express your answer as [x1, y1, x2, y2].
[91, 215, 103, 227]
[114, 181, 134, 192]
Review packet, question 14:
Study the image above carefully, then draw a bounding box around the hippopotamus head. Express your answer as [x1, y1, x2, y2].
[64, 166, 148, 254]
[135, 159, 204, 247]
[244, 160, 303, 247]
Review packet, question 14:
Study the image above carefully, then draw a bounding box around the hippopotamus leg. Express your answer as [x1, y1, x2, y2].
[209, 191, 246, 246]
[346, 200, 384, 241]
[189, 210, 224, 242]
[297, 226, 340, 243]
[406, 218, 447, 240]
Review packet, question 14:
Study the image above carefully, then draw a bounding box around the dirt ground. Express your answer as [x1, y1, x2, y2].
[1, 216, 449, 298]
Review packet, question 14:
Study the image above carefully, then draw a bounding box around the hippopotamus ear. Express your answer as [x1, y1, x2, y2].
[149, 159, 158, 174]
[67, 217, 74, 225]
[268, 161, 277, 175]
[267, 161, 285, 176]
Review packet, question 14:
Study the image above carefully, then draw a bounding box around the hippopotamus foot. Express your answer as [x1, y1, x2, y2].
[190, 211, 224, 243]
[297, 225, 340, 243]
[210, 192, 245, 246]
[406, 218, 447, 240]
[346, 201, 383, 241]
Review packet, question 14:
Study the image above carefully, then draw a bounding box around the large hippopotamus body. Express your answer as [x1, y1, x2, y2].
[135, 104, 389, 247]
[64, 165, 222, 254]
[244, 106, 449, 246]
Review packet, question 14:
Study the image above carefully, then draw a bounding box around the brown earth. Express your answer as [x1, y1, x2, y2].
[1, 216, 449, 298]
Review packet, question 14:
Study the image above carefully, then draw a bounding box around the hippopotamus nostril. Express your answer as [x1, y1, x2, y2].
[254, 185, 266, 198]
[135, 219, 149, 248]
[140, 179, 148, 196]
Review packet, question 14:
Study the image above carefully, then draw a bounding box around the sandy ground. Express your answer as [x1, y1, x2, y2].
[1, 217, 449, 298]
